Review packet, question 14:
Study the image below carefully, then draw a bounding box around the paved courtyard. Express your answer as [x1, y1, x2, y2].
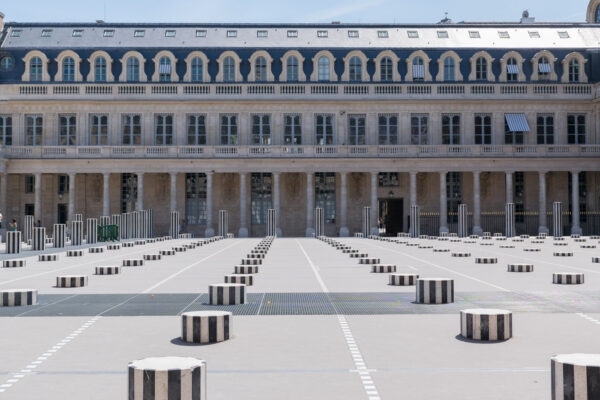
[0, 235, 599, 399]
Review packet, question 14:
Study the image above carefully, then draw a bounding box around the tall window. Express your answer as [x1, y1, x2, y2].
[348, 115, 366, 145]
[25, 176, 35, 194]
[349, 56, 362, 81]
[410, 114, 428, 145]
[0, 116, 12, 146]
[89, 114, 108, 145]
[187, 115, 206, 145]
[538, 56, 550, 80]
[95, 57, 107, 82]
[286, 56, 299, 82]
[251, 173, 272, 225]
[514, 172, 525, 223]
[30, 57, 43, 81]
[58, 175, 69, 195]
[25, 115, 43, 146]
[154, 114, 173, 145]
[223, 56, 235, 82]
[568, 172, 587, 223]
[507, 57, 518, 82]
[191, 57, 203, 82]
[475, 57, 487, 80]
[63, 57, 75, 82]
[185, 173, 207, 225]
[252, 115, 271, 145]
[122, 114, 141, 145]
[536, 114, 554, 145]
[284, 114, 302, 144]
[120, 173, 137, 213]
[318, 57, 330, 81]
[442, 114, 461, 145]
[58, 115, 76, 146]
[443, 57, 455, 81]
[504, 120, 524, 145]
[315, 172, 336, 224]
[254, 56, 267, 82]
[220, 115, 238, 145]
[567, 114, 586, 144]
[380, 57, 393, 82]
[126, 57, 140, 82]
[378, 114, 398, 145]
[474, 114, 492, 145]
[315, 114, 334, 145]
[412, 57, 424, 81]
[159, 57, 171, 82]
[568, 59, 580, 83]
[446, 172, 462, 224]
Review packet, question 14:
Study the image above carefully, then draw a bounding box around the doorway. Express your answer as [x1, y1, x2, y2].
[379, 199, 403, 237]
[57, 204, 67, 224]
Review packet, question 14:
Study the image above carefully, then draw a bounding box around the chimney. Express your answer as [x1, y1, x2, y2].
[520, 10, 535, 24]
[0, 12, 5, 33]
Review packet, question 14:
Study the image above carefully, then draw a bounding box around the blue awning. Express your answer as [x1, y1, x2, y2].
[412, 64, 425, 79]
[538, 63, 551, 73]
[505, 113, 530, 132]
[507, 64, 519, 74]
[159, 64, 171, 74]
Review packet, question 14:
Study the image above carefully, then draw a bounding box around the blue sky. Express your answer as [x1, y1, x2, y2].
[0, 0, 590, 23]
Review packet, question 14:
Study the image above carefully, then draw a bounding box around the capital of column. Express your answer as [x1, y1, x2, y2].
[570, 170, 580, 175]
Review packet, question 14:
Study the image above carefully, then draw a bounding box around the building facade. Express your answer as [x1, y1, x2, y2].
[0, 2, 599, 237]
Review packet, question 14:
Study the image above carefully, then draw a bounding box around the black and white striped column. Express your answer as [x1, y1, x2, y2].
[86, 218, 98, 244]
[0, 289, 37, 306]
[71, 221, 83, 246]
[128, 357, 207, 400]
[389, 273, 419, 286]
[170, 211, 179, 239]
[6, 231, 22, 254]
[74, 213, 82, 222]
[53, 224, 66, 248]
[132, 211, 140, 239]
[416, 278, 454, 304]
[95, 266, 120, 275]
[314, 208, 324, 237]
[120, 213, 128, 240]
[24, 215, 34, 243]
[553, 273, 584, 285]
[111, 214, 122, 240]
[508, 264, 534, 272]
[362, 206, 370, 238]
[553, 202, 563, 238]
[458, 204, 468, 238]
[56, 275, 88, 287]
[410, 205, 420, 238]
[127, 212, 134, 239]
[100, 216, 111, 226]
[218, 210, 228, 237]
[181, 311, 232, 344]
[140, 210, 148, 239]
[148, 209, 154, 238]
[266, 209, 277, 237]
[209, 283, 246, 305]
[32, 227, 46, 251]
[460, 309, 512, 341]
[551, 354, 600, 400]
[505, 203, 515, 238]
[225, 274, 254, 286]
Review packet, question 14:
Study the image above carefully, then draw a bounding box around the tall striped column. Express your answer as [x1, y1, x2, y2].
[86, 218, 98, 244]
[6, 231, 22, 254]
[99, 216, 111, 226]
[553, 202, 563, 238]
[362, 206, 370, 238]
[71, 221, 83, 246]
[24, 215, 34, 243]
[314, 207, 324, 237]
[267, 209, 277, 237]
[458, 204, 468, 238]
[218, 210, 229, 237]
[53, 224, 66, 248]
[148, 209, 154, 238]
[410, 205, 420, 238]
[132, 211, 140, 239]
[505, 203, 515, 238]
[140, 210, 148, 239]
[120, 213, 128, 240]
[170, 211, 180, 239]
[74, 213, 82, 222]
[32, 227, 46, 251]
[127, 212, 134, 239]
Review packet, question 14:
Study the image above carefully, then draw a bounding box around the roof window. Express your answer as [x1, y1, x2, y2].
[10, 29, 22, 37]
[317, 30, 328, 38]
[469, 31, 480, 38]
[134, 30, 145, 37]
[72, 29, 84, 37]
[103, 29, 114, 37]
[196, 30, 207, 37]
[437, 30, 448, 38]
[348, 30, 359, 38]
[528, 31, 540, 38]
[165, 30, 176, 37]
[407, 30, 419, 38]
[227, 30, 237, 38]
[378, 30, 389, 38]
[257, 30, 268, 37]
[41, 29, 53, 37]
[558, 31, 569, 38]
[287, 30, 298, 38]
[498, 31, 510, 38]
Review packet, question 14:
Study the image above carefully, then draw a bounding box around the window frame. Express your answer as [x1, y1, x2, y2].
[410, 114, 429, 145]
[59, 114, 77, 146]
[441, 114, 461, 145]
[347, 114, 366, 146]
[89, 114, 109, 145]
[186, 114, 207, 145]
[474, 114, 492, 145]
[378, 114, 398, 145]
[121, 114, 142, 146]
[251, 114, 272, 145]
[219, 114, 238, 145]
[315, 114, 335, 145]
[567, 114, 586, 144]
[284, 114, 302, 145]
[134, 30, 145, 37]
[154, 114, 174, 145]
[0, 115, 13, 146]
[25, 114, 43, 146]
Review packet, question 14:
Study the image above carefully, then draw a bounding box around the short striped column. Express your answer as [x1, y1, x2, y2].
[410, 205, 420, 238]
[362, 206, 370, 238]
[71, 221, 83, 246]
[371, 264, 396, 273]
[86, 218, 98, 244]
[181, 311, 232, 344]
[225, 274, 254, 286]
[56, 275, 88, 288]
[505, 203, 515, 238]
[3, 259, 26, 268]
[553, 202, 563, 238]
[111, 214, 122, 240]
[475, 257, 497, 264]
[24, 215, 34, 243]
[95, 266, 120, 275]
[314, 207, 324, 237]
[123, 259, 144, 267]
[128, 357, 207, 400]
[32, 227, 46, 251]
[6, 231, 22, 254]
[170, 211, 180, 239]
[53, 224, 66, 248]
[460, 309, 512, 341]
[39, 254, 57, 261]
[67, 250, 83, 257]
[0, 289, 37, 306]
[551, 354, 600, 400]
[553, 273, 584, 285]
[234, 265, 259, 274]
[416, 278, 454, 304]
[209, 283, 245, 305]
[266, 209, 277, 237]
[457, 204, 468, 238]
[508, 264, 534, 272]
[389, 273, 419, 286]
[218, 210, 228, 237]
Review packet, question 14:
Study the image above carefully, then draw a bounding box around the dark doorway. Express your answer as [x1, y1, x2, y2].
[57, 204, 67, 224]
[24, 203, 34, 216]
[379, 199, 403, 237]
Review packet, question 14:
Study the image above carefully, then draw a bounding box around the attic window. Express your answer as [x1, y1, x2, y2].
[528, 31, 540, 38]
[469, 31, 480, 38]
[165, 30, 176, 37]
[134, 30, 145, 37]
[407, 30, 419, 38]
[72, 29, 84, 37]
[103, 29, 114, 37]
[287, 30, 298, 38]
[348, 30, 359, 38]
[41, 29, 53, 37]
[257, 30, 268, 37]
[10, 29, 22, 37]
[558, 31, 569, 38]
[317, 30, 328, 38]
[437, 30, 449, 38]
[196, 30, 207, 37]
[378, 30, 389, 38]
[498, 31, 510, 38]
[227, 30, 237, 38]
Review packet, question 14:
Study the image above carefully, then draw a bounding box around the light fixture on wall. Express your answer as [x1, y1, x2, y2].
[388, 190, 394, 198]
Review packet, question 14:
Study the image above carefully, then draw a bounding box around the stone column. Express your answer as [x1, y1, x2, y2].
[238, 173, 248, 238]
[538, 171, 549, 234]
[0, 173, 7, 227]
[205, 172, 214, 237]
[170, 172, 177, 212]
[439, 172, 449, 234]
[305, 172, 314, 237]
[370, 172, 378, 236]
[34, 173, 42, 224]
[68, 173, 76, 223]
[102, 173, 110, 216]
[505, 171, 513, 204]
[136, 173, 144, 211]
[472, 171, 483, 236]
[339, 172, 349, 237]
[273, 172, 282, 236]
[571, 171, 582, 235]
[409, 172, 417, 206]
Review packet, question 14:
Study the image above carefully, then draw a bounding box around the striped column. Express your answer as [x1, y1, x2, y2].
[120, 213, 128, 240]
[553, 202, 563, 238]
[362, 206, 370, 238]
[99, 216, 111, 226]
[218, 210, 229, 237]
[128, 357, 207, 400]
[460, 309, 512, 341]
[314, 207, 324, 237]
[53, 224, 66, 248]
[71, 221, 83, 246]
[139, 210, 146, 239]
[209, 283, 245, 305]
[148, 209, 154, 238]
[132, 211, 140, 239]
[551, 354, 600, 400]
[416, 278, 454, 304]
[24, 215, 34, 243]
[458, 204, 468, 238]
[74, 213, 82, 221]
[86, 218, 98, 244]
[6, 231, 22, 254]
[410, 205, 420, 238]
[32, 227, 46, 251]
[127, 212, 134, 239]
[505, 203, 515, 238]
[266, 209, 277, 237]
[0, 289, 37, 306]
[181, 311, 232, 344]
[170, 211, 179, 239]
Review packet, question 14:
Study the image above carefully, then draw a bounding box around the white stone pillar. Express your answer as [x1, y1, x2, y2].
[239, 173, 248, 238]
[370, 172, 378, 236]
[538, 171, 549, 234]
[505, 171, 513, 204]
[273, 172, 282, 236]
[472, 171, 483, 236]
[571, 171, 582, 235]
[68, 173, 76, 223]
[439, 172, 448, 234]
[409, 172, 417, 206]
[102, 173, 110, 216]
[205, 172, 214, 237]
[339, 172, 349, 237]
[170, 172, 177, 212]
[0, 173, 7, 226]
[136, 173, 144, 211]
[306, 172, 314, 237]
[34, 173, 42, 224]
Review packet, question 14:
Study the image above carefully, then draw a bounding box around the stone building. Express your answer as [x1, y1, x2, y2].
[0, 1, 599, 237]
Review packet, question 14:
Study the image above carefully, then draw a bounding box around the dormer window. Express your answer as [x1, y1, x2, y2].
[348, 30, 359, 38]
[498, 31, 510, 39]
[72, 29, 83, 37]
[196, 30, 207, 37]
[407, 30, 419, 38]
[227, 30, 237, 38]
[165, 30, 176, 37]
[317, 30, 328, 38]
[378, 30, 389, 38]
[10, 29, 22, 37]
[134, 30, 145, 37]
[469, 31, 480, 38]
[103, 29, 114, 37]
[287, 30, 298, 38]
[528, 31, 540, 38]
[41, 29, 53, 37]
[257, 30, 268, 37]
[558, 31, 569, 38]
[437, 30, 448, 38]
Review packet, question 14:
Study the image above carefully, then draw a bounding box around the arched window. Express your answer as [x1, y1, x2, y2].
[126, 57, 140, 82]
[63, 57, 75, 82]
[255, 56, 267, 82]
[286, 56, 299, 82]
[412, 57, 424, 81]
[538, 56, 550, 80]
[223, 56, 235, 82]
[569, 59, 580, 83]
[507, 57, 518, 82]
[30, 57, 43, 81]
[475, 57, 487, 80]
[443, 57, 455, 81]
[94, 57, 107, 82]
[318, 56, 330, 81]
[191, 57, 203, 82]
[380, 57, 393, 82]
[159, 56, 171, 82]
[349, 56, 362, 81]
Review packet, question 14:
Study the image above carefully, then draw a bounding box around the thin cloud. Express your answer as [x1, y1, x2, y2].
[300, 0, 387, 22]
